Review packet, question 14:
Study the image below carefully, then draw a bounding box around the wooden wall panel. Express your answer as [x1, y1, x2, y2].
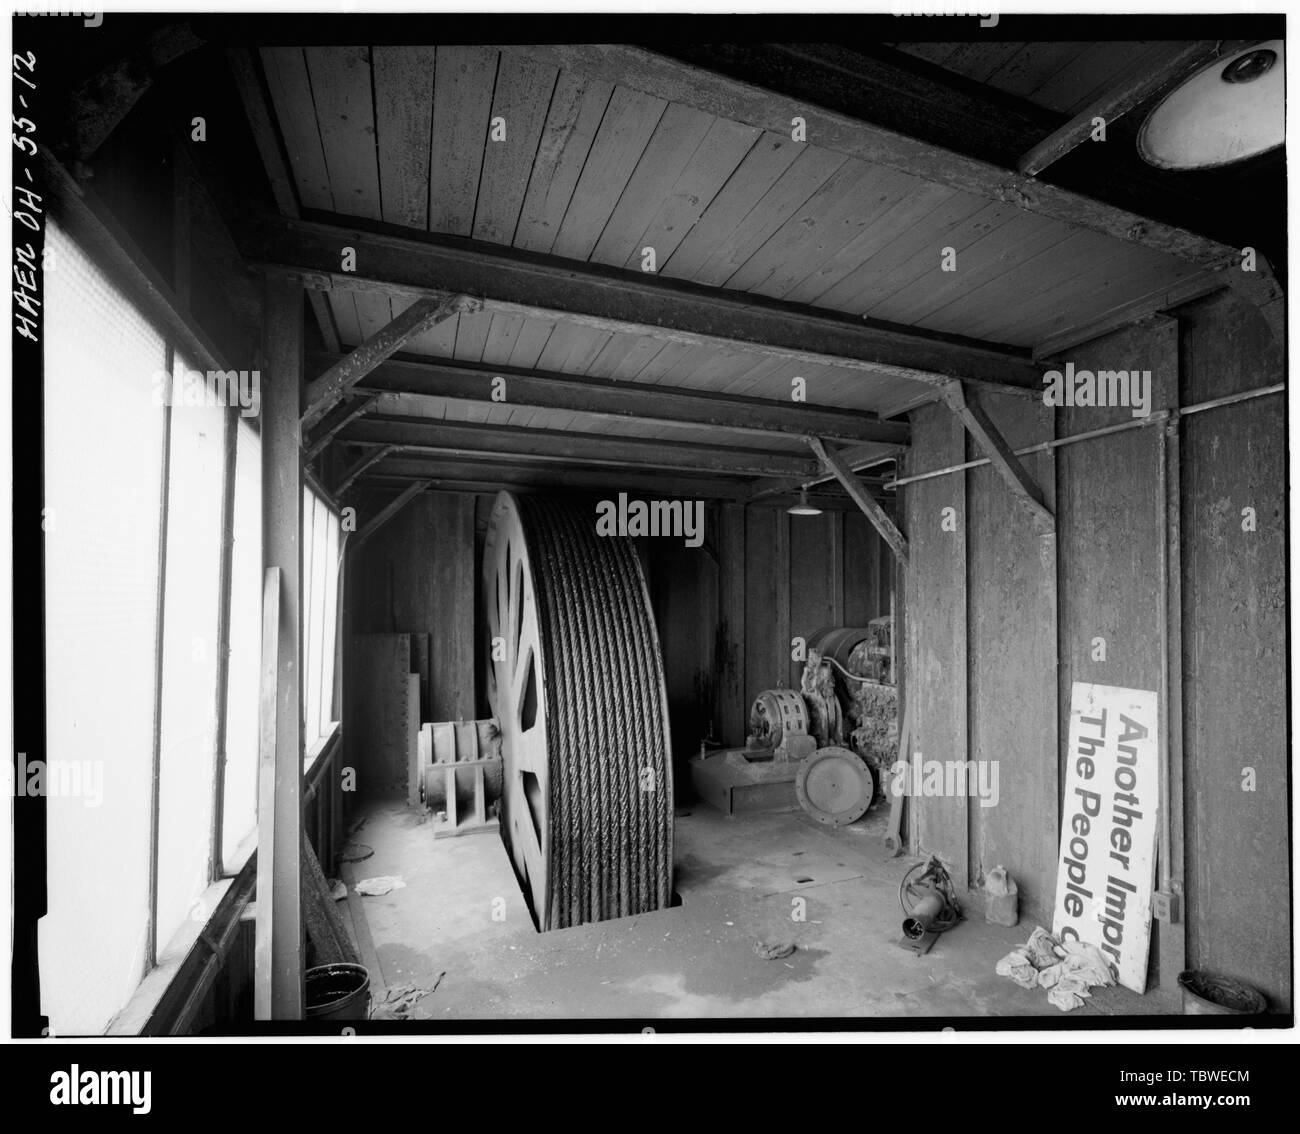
[1056, 318, 1176, 988]
[744, 508, 785, 711]
[1179, 292, 1290, 1012]
[904, 402, 968, 882]
[788, 511, 838, 686]
[966, 392, 1057, 920]
[350, 492, 477, 723]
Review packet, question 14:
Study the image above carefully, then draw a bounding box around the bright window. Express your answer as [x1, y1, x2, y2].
[40, 217, 167, 1035]
[221, 422, 262, 868]
[303, 485, 341, 750]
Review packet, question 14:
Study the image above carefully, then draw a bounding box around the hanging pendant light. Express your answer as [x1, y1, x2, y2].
[1138, 40, 1284, 170]
[788, 488, 823, 516]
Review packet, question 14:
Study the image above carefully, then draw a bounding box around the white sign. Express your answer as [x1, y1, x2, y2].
[1053, 682, 1159, 993]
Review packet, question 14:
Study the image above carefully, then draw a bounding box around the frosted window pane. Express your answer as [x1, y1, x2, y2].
[155, 356, 224, 956]
[221, 424, 261, 867]
[39, 217, 165, 1035]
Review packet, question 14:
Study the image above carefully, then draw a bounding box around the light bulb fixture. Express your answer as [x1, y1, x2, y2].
[1138, 40, 1284, 170]
[787, 488, 823, 516]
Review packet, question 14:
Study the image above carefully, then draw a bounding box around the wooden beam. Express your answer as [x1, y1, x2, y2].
[302, 294, 470, 429]
[242, 215, 1040, 391]
[352, 481, 430, 553]
[226, 47, 300, 217]
[227, 46, 339, 354]
[1034, 273, 1229, 361]
[341, 414, 830, 479]
[1017, 41, 1234, 176]
[941, 381, 1055, 535]
[748, 440, 903, 502]
[66, 22, 203, 159]
[808, 436, 909, 569]
[335, 445, 396, 496]
[338, 352, 909, 446]
[305, 393, 379, 461]
[255, 276, 304, 1021]
[362, 455, 762, 500]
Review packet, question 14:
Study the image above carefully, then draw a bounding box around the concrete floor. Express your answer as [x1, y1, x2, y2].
[338, 792, 1179, 1022]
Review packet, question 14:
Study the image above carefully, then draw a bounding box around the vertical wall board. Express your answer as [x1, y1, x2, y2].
[904, 402, 968, 882]
[843, 512, 881, 625]
[744, 508, 784, 706]
[1178, 292, 1290, 1012]
[353, 493, 477, 721]
[966, 392, 1057, 920]
[647, 540, 710, 777]
[789, 511, 837, 685]
[716, 505, 747, 746]
[346, 633, 413, 793]
[1056, 318, 1176, 988]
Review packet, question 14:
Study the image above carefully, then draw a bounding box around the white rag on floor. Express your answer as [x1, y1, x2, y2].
[996, 928, 1115, 1011]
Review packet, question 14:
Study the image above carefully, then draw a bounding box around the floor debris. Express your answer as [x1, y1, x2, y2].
[371, 974, 445, 1019]
[996, 926, 1115, 1011]
[753, 941, 796, 960]
[355, 875, 406, 896]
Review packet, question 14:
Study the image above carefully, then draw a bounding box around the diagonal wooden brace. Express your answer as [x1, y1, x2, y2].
[301, 293, 477, 430]
[334, 444, 400, 497]
[941, 380, 1055, 534]
[808, 436, 909, 570]
[351, 481, 432, 553]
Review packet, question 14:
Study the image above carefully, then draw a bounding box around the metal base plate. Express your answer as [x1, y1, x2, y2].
[691, 748, 799, 815]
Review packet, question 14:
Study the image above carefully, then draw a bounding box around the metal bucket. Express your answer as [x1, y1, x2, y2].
[1177, 970, 1266, 1016]
[305, 963, 372, 1021]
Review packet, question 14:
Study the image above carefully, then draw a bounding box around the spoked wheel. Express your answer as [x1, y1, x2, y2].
[483, 492, 673, 931]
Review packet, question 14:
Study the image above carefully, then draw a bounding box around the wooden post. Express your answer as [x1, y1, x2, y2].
[255, 275, 304, 1020]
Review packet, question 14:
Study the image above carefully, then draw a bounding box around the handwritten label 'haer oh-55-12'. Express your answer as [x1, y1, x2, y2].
[1053, 683, 1159, 994]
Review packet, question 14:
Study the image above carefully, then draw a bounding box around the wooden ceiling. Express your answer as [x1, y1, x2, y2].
[261, 44, 1208, 355]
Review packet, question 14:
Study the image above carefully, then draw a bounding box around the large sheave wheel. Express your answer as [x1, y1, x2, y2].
[483, 492, 674, 931]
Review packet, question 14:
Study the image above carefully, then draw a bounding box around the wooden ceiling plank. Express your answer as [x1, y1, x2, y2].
[722, 158, 881, 293]
[852, 199, 1022, 318]
[259, 47, 334, 211]
[782, 178, 954, 306]
[909, 215, 1082, 331]
[590, 102, 717, 266]
[622, 116, 762, 272]
[810, 189, 991, 312]
[372, 46, 437, 228]
[430, 46, 500, 236]
[552, 87, 668, 260]
[664, 144, 849, 287]
[512, 71, 614, 254]
[304, 46, 382, 221]
[474, 52, 559, 245]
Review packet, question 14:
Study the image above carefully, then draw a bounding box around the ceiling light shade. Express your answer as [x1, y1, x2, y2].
[788, 488, 823, 516]
[1138, 40, 1284, 170]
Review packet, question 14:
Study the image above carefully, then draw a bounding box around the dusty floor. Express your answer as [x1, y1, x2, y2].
[337, 792, 1179, 1023]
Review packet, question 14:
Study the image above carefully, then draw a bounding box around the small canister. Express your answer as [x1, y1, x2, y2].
[984, 865, 1019, 927]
